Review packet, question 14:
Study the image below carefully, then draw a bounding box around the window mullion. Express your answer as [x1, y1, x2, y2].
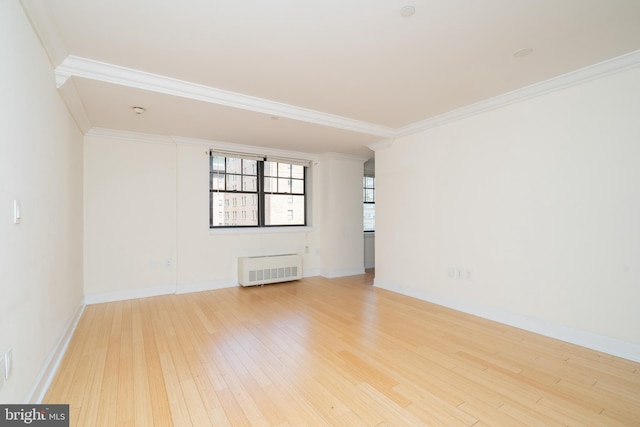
[258, 160, 266, 227]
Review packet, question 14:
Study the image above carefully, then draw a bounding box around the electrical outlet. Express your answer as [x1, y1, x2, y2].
[4, 348, 12, 380]
[447, 267, 455, 278]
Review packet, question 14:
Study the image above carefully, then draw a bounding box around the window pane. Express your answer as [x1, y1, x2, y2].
[242, 159, 257, 175]
[211, 193, 225, 226]
[211, 173, 224, 190]
[278, 163, 291, 177]
[226, 157, 242, 174]
[292, 165, 304, 179]
[264, 161, 278, 177]
[214, 193, 258, 226]
[264, 177, 277, 193]
[292, 179, 304, 194]
[211, 156, 225, 172]
[365, 189, 374, 202]
[265, 194, 305, 225]
[278, 178, 291, 193]
[365, 176, 374, 188]
[226, 175, 240, 191]
[243, 175, 257, 191]
[364, 203, 375, 231]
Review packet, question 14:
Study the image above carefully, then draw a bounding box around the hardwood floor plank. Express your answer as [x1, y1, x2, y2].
[45, 272, 640, 425]
[130, 301, 154, 427]
[158, 352, 192, 426]
[76, 302, 113, 427]
[394, 383, 478, 426]
[215, 386, 252, 426]
[138, 298, 173, 426]
[116, 301, 135, 427]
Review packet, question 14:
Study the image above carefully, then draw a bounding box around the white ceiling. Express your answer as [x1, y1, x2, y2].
[21, 0, 640, 158]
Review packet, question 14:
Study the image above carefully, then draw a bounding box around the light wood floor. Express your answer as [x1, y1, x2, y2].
[46, 272, 640, 426]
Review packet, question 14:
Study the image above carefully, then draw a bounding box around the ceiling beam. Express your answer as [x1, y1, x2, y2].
[55, 55, 396, 139]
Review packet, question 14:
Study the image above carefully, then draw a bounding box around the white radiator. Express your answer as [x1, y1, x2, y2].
[238, 254, 302, 287]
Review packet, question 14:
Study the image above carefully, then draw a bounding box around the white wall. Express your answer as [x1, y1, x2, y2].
[0, 0, 84, 402]
[83, 137, 366, 300]
[375, 66, 640, 360]
[84, 136, 177, 298]
[318, 155, 366, 278]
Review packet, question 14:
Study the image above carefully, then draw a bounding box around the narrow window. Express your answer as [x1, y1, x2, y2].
[363, 176, 375, 232]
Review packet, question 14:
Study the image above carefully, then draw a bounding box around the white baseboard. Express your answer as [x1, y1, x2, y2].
[176, 279, 238, 294]
[25, 303, 85, 403]
[84, 270, 335, 303]
[374, 278, 640, 363]
[303, 268, 321, 278]
[84, 284, 176, 305]
[322, 266, 366, 279]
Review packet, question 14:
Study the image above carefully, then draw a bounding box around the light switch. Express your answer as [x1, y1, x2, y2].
[4, 348, 12, 380]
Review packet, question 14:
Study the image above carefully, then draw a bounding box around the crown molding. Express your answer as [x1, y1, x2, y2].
[55, 72, 71, 88]
[367, 138, 395, 152]
[396, 49, 640, 137]
[55, 56, 395, 138]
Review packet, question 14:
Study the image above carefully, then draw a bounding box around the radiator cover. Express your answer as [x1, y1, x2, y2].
[238, 254, 302, 286]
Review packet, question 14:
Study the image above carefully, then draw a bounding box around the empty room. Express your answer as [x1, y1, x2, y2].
[2, 0, 640, 425]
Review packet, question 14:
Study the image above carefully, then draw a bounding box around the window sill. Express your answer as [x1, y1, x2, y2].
[210, 226, 314, 236]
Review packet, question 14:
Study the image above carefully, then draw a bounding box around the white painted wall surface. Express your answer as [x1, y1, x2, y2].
[83, 139, 366, 300]
[0, 0, 84, 402]
[319, 156, 366, 278]
[84, 135, 177, 299]
[375, 66, 640, 359]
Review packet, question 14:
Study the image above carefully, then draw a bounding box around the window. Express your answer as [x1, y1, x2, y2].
[209, 152, 307, 228]
[363, 176, 375, 231]
[263, 161, 306, 226]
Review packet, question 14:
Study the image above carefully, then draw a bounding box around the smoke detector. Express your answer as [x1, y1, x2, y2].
[400, 6, 416, 17]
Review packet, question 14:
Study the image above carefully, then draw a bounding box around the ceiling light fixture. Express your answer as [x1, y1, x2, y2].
[400, 6, 416, 17]
[132, 106, 146, 114]
[513, 47, 533, 58]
